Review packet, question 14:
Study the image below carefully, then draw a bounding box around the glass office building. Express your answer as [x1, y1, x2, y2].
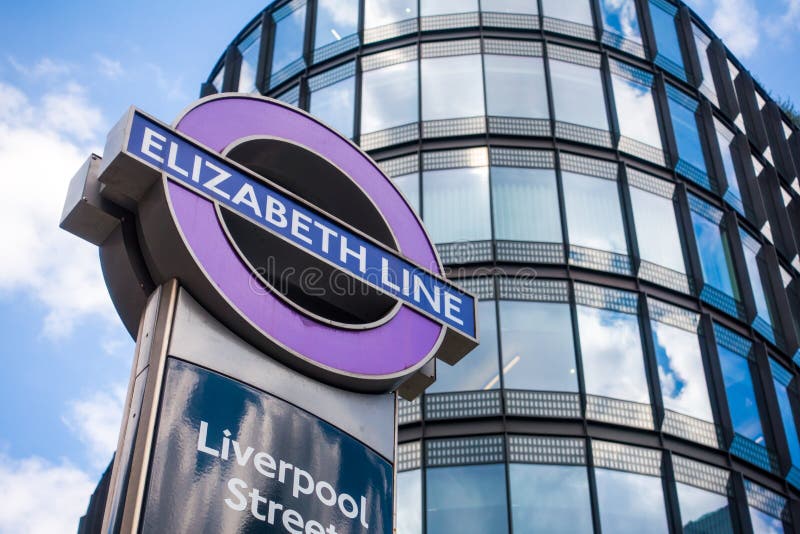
[202, 0, 800, 532]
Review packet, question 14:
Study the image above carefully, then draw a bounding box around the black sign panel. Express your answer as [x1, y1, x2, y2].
[141, 359, 393, 533]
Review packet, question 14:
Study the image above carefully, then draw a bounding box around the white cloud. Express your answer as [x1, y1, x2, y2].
[765, 0, 800, 44]
[0, 454, 95, 534]
[145, 62, 189, 102]
[0, 78, 116, 338]
[7, 56, 72, 79]
[94, 54, 124, 80]
[705, 0, 760, 58]
[62, 385, 126, 469]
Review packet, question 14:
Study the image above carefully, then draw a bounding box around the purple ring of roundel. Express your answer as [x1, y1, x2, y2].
[169, 96, 443, 377]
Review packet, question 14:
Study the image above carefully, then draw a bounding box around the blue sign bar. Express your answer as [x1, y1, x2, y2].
[126, 112, 476, 338]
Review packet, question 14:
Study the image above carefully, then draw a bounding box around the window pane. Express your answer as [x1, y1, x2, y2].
[690, 207, 740, 300]
[715, 120, 745, 213]
[499, 301, 578, 391]
[749, 507, 785, 534]
[481, 0, 537, 14]
[676, 482, 733, 533]
[740, 232, 776, 334]
[772, 369, 800, 465]
[491, 167, 561, 242]
[667, 90, 708, 177]
[421, 0, 477, 16]
[397, 470, 421, 534]
[212, 66, 225, 92]
[595, 469, 669, 533]
[309, 76, 355, 138]
[578, 306, 650, 403]
[361, 61, 418, 133]
[692, 24, 718, 105]
[649, 0, 685, 74]
[364, 0, 417, 29]
[422, 55, 485, 121]
[484, 55, 548, 119]
[651, 320, 714, 422]
[600, 0, 642, 44]
[611, 66, 662, 149]
[629, 186, 686, 273]
[392, 173, 420, 214]
[541, 0, 593, 26]
[423, 166, 490, 243]
[717, 344, 764, 443]
[314, 0, 358, 49]
[429, 301, 499, 392]
[550, 60, 609, 131]
[509, 464, 593, 534]
[562, 171, 627, 254]
[426, 464, 509, 534]
[237, 26, 262, 93]
[271, 5, 307, 74]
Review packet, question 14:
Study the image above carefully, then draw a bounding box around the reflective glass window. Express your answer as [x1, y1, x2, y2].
[649, 0, 686, 79]
[595, 468, 669, 533]
[689, 198, 741, 302]
[422, 166, 491, 244]
[541, 0, 593, 26]
[509, 463, 593, 533]
[749, 508, 785, 534]
[392, 173, 420, 214]
[771, 362, 800, 466]
[577, 305, 650, 404]
[484, 54, 548, 119]
[499, 300, 578, 391]
[600, 0, 643, 50]
[676, 483, 733, 532]
[481, 0, 537, 14]
[610, 62, 662, 149]
[692, 24, 718, 105]
[237, 25, 262, 93]
[396, 470, 421, 534]
[667, 86, 709, 183]
[550, 59, 609, 131]
[421, 0, 477, 16]
[314, 0, 358, 49]
[361, 60, 418, 134]
[629, 180, 686, 274]
[429, 301, 499, 392]
[426, 463, 509, 534]
[422, 54, 484, 121]
[740, 231, 778, 341]
[491, 167, 561, 243]
[309, 74, 355, 138]
[715, 119, 745, 215]
[651, 315, 714, 423]
[270, 3, 307, 77]
[562, 171, 627, 254]
[781, 268, 800, 343]
[212, 66, 225, 92]
[716, 340, 764, 443]
[364, 0, 417, 29]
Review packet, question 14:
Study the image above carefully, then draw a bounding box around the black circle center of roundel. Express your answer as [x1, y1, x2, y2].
[220, 137, 399, 326]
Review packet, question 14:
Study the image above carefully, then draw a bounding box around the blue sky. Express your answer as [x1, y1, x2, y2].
[0, 0, 798, 532]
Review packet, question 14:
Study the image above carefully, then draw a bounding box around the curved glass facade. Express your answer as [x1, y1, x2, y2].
[207, 1, 800, 531]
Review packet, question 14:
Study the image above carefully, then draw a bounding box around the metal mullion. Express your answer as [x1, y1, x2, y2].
[701, 314, 736, 451]
[676, 6, 701, 89]
[222, 45, 240, 93]
[723, 210, 755, 323]
[730, 471, 756, 534]
[638, 289, 666, 435]
[662, 452, 684, 534]
[567, 280, 589, 422]
[585, 438, 604, 534]
[255, 11, 271, 94]
[674, 183, 704, 296]
[654, 73, 680, 169]
[755, 344, 794, 478]
[704, 104, 732, 198]
[636, 0, 657, 64]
